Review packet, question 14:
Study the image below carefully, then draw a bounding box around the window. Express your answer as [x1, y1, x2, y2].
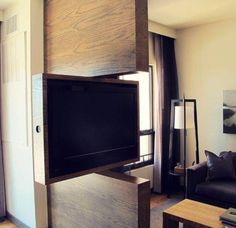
[120, 66, 154, 170]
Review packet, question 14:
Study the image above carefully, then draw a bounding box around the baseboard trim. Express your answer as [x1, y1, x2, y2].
[6, 211, 29, 228]
[0, 216, 5, 222]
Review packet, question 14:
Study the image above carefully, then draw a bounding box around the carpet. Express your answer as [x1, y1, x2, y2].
[151, 195, 182, 228]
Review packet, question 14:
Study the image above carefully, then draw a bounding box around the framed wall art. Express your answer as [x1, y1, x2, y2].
[223, 90, 236, 134]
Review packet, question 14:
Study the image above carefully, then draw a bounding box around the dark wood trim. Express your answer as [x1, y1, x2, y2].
[138, 179, 150, 227]
[98, 170, 148, 185]
[47, 158, 139, 185]
[46, 185, 52, 228]
[43, 76, 50, 183]
[135, 0, 148, 72]
[42, 73, 139, 85]
[163, 212, 179, 228]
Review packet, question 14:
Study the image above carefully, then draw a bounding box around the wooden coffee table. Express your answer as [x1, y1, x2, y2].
[163, 199, 226, 228]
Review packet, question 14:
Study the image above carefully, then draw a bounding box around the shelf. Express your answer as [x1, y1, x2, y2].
[169, 171, 185, 177]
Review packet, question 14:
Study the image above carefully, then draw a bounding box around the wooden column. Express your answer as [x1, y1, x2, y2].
[44, 0, 148, 76]
[48, 171, 150, 228]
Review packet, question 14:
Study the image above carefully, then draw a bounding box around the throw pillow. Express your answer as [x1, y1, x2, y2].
[205, 150, 236, 181]
[220, 151, 236, 172]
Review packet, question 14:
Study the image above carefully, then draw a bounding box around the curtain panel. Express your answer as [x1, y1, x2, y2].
[153, 33, 180, 193]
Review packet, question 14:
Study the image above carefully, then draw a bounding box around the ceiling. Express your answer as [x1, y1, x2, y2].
[0, 0, 16, 10]
[148, 0, 236, 29]
[1, 0, 236, 29]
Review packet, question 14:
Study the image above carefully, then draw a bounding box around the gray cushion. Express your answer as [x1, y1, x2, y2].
[196, 180, 236, 205]
[220, 151, 236, 172]
[205, 150, 236, 181]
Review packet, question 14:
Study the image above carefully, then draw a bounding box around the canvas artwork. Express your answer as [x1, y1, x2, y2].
[223, 90, 236, 134]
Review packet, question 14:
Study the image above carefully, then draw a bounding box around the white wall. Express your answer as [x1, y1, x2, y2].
[0, 10, 3, 21]
[149, 20, 177, 39]
[126, 165, 153, 188]
[1, 0, 36, 227]
[175, 17, 236, 163]
[1, 0, 45, 227]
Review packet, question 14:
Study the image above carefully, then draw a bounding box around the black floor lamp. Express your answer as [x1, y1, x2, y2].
[168, 98, 199, 197]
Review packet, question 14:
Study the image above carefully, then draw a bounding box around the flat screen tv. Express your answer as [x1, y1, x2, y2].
[32, 74, 139, 184]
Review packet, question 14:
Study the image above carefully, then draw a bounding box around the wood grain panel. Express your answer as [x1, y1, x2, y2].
[163, 199, 225, 228]
[45, 0, 148, 76]
[138, 177, 150, 227]
[135, 0, 148, 72]
[49, 172, 150, 228]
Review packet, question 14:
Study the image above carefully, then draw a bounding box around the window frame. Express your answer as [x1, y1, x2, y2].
[122, 65, 155, 171]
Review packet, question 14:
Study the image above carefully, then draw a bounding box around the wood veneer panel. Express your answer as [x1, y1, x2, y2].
[48, 172, 150, 228]
[163, 199, 225, 228]
[45, 0, 148, 76]
[135, 0, 148, 72]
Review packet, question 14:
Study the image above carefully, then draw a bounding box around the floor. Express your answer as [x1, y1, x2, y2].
[150, 192, 183, 227]
[0, 220, 16, 228]
[150, 193, 171, 209]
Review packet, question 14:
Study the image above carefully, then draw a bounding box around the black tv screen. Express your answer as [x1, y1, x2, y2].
[47, 77, 139, 179]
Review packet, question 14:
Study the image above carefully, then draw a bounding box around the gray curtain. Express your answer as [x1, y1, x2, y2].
[152, 33, 180, 193]
[153, 34, 163, 193]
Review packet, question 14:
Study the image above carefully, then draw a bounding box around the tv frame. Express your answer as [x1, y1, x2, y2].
[32, 73, 139, 185]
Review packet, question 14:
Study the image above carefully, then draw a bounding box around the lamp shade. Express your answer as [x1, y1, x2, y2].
[174, 106, 195, 129]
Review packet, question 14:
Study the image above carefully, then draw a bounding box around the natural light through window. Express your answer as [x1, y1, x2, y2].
[120, 66, 154, 168]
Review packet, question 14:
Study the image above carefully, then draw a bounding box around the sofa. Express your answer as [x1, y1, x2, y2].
[186, 151, 236, 208]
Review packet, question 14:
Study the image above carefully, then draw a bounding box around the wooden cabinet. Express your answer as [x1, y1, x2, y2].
[49, 171, 150, 228]
[44, 0, 148, 77]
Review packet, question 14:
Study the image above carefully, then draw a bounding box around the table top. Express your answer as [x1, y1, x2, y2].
[163, 199, 226, 228]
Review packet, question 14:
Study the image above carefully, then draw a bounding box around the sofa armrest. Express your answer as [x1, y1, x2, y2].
[186, 161, 207, 199]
